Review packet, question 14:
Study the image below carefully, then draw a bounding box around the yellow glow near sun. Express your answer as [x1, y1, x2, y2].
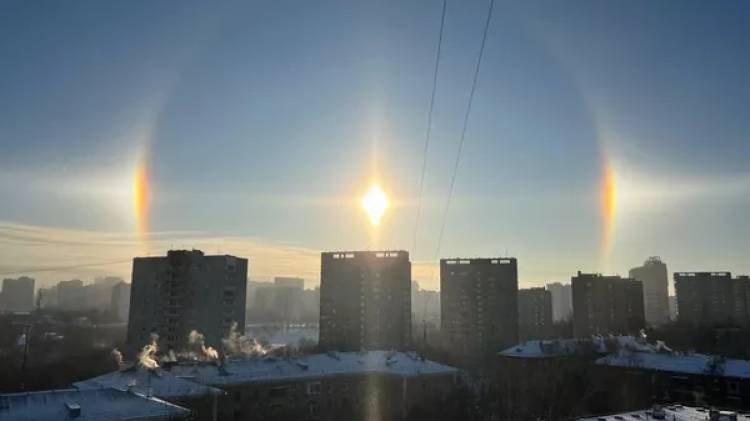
[361, 184, 389, 226]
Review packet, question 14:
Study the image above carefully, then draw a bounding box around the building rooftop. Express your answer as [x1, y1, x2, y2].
[597, 350, 750, 379]
[74, 367, 224, 399]
[499, 336, 652, 359]
[166, 351, 458, 387]
[578, 404, 750, 420]
[0, 388, 190, 421]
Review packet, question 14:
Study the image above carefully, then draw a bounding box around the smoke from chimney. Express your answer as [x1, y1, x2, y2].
[222, 321, 269, 357]
[188, 330, 219, 361]
[138, 333, 160, 370]
[111, 348, 124, 369]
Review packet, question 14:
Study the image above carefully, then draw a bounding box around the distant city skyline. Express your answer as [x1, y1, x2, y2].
[1, 1, 749, 290]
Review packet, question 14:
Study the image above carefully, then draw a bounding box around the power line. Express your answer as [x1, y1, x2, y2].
[0, 258, 132, 276]
[433, 0, 495, 262]
[413, 0, 448, 258]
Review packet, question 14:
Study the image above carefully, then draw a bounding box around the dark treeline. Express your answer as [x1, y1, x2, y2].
[0, 310, 125, 392]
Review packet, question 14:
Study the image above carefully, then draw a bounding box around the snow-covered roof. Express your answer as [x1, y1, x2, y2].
[167, 351, 458, 387]
[596, 351, 750, 379]
[74, 367, 224, 399]
[578, 404, 750, 420]
[0, 388, 190, 420]
[499, 336, 650, 359]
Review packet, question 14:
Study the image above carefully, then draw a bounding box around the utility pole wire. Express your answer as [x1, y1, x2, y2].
[413, 0, 448, 258]
[433, 0, 496, 264]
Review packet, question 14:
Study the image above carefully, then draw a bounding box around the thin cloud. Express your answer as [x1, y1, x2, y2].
[0, 221, 321, 288]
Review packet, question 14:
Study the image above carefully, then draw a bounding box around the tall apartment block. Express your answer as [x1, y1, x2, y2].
[441, 258, 518, 364]
[734, 275, 750, 327]
[546, 282, 573, 322]
[571, 272, 645, 337]
[126, 250, 247, 355]
[318, 251, 411, 352]
[518, 287, 553, 341]
[0, 276, 35, 312]
[111, 281, 131, 323]
[629, 257, 670, 326]
[674, 272, 750, 327]
[57, 279, 85, 311]
[274, 276, 304, 289]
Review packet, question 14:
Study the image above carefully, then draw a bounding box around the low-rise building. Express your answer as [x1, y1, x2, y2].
[496, 336, 648, 419]
[78, 351, 459, 421]
[578, 405, 749, 421]
[74, 367, 223, 420]
[596, 347, 750, 409]
[168, 351, 458, 421]
[0, 388, 190, 420]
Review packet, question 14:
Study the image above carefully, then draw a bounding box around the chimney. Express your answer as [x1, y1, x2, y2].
[65, 402, 81, 418]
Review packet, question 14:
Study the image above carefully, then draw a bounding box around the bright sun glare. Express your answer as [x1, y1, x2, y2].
[361, 184, 389, 227]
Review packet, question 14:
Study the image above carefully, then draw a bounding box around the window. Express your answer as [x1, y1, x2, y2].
[728, 380, 740, 395]
[269, 387, 287, 399]
[306, 381, 321, 395]
[308, 401, 320, 416]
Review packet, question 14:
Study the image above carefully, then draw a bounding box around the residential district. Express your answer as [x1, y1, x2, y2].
[1, 250, 749, 420]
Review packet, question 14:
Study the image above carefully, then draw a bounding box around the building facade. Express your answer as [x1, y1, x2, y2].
[319, 251, 411, 352]
[111, 281, 131, 322]
[735, 275, 750, 327]
[440, 257, 518, 365]
[126, 250, 248, 355]
[628, 257, 670, 326]
[545, 282, 572, 322]
[175, 351, 458, 421]
[0, 276, 35, 312]
[57, 279, 86, 311]
[274, 277, 305, 289]
[674, 271, 736, 327]
[571, 272, 645, 337]
[518, 287, 553, 341]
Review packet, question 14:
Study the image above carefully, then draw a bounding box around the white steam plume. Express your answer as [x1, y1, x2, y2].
[111, 348, 124, 369]
[188, 329, 219, 361]
[138, 333, 160, 370]
[222, 322, 269, 357]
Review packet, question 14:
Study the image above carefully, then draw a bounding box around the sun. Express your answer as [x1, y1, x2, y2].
[361, 184, 389, 226]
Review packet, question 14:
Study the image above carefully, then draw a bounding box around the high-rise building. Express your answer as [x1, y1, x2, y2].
[57, 279, 86, 311]
[111, 281, 131, 323]
[674, 271, 747, 327]
[274, 276, 304, 289]
[37, 285, 58, 309]
[440, 258, 518, 364]
[411, 281, 441, 326]
[734, 275, 750, 327]
[668, 295, 678, 321]
[518, 287, 553, 341]
[318, 251, 411, 352]
[126, 250, 248, 355]
[0, 276, 35, 312]
[546, 282, 572, 322]
[629, 257, 670, 326]
[254, 283, 305, 322]
[85, 276, 124, 311]
[571, 272, 645, 337]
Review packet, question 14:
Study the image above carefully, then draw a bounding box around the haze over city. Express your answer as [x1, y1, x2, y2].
[2, 0, 749, 291]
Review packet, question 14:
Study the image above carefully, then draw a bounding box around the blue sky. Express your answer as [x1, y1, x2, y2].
[1, 0, 748, 289]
